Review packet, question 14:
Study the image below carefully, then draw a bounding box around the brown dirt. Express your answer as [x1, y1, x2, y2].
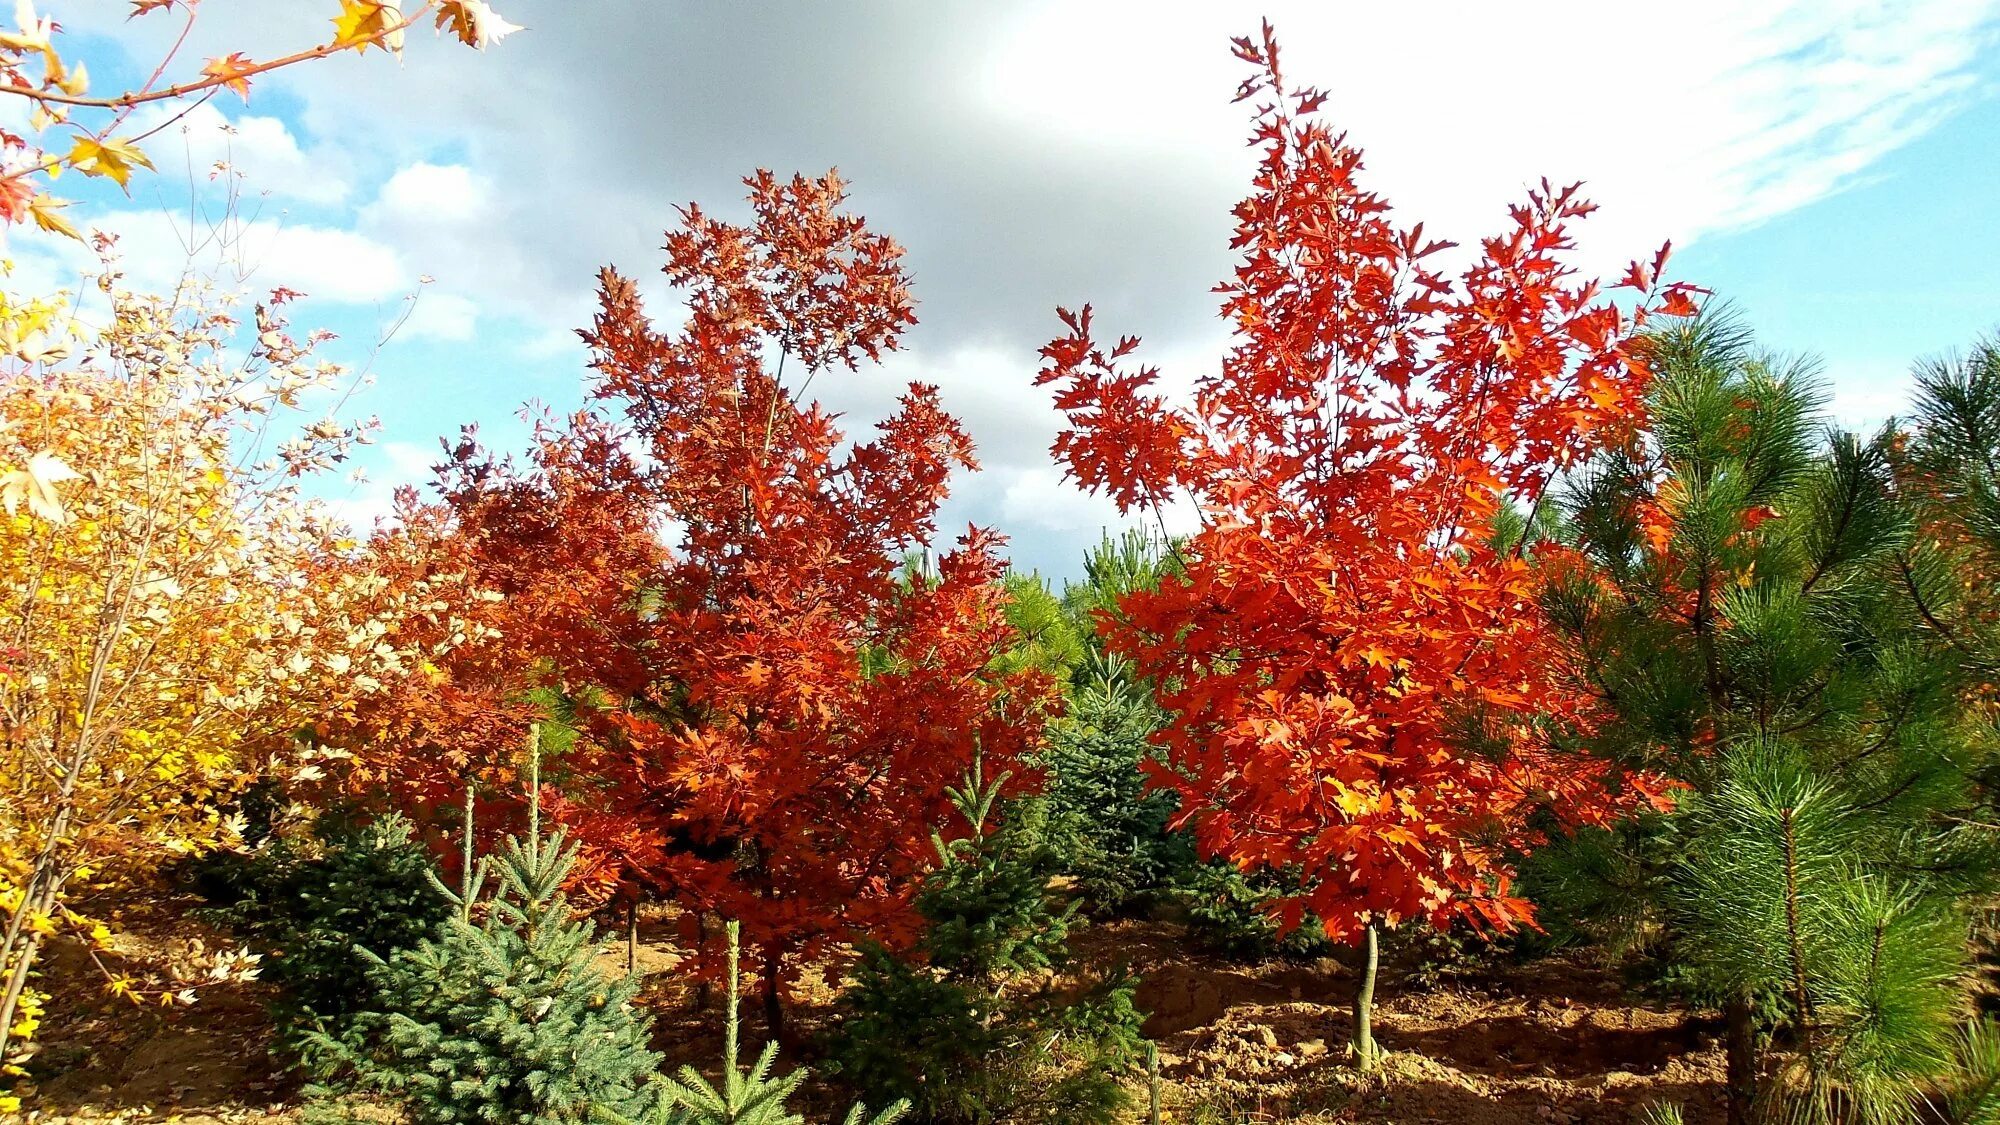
[1071, 919, 1726, 1124]
[12, 909, 1727, 1124]
[8, 892, 299, 1124]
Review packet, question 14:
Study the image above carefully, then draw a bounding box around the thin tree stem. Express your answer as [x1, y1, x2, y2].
[1353, 921, 1382, 1070]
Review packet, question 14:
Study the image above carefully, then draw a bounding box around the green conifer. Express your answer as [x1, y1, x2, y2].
[313, 738, 662, 1124]
[1534, 313, 2000, 1124]
[828, 757, 1145, 1124]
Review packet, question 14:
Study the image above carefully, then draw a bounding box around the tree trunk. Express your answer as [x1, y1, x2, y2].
[1147, 1041, 1162, 1125]
[692, 913, 712, 1012]
[0, 808, 73, 1063]
[1725, 991, 1758, 1125]
[762, 943, 786, 1046]
[625, 897, 639, 976]
[1353, 921, 1382, 1070]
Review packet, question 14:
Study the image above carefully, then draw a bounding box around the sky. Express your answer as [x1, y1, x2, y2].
[13, 0, 2000, 578]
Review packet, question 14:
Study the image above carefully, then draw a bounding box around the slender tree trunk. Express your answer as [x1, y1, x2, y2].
[692, 912, 712, 1012]
[762, 943, 786, 1046]
[0, 798, 75, 1062]
[1353, 921, 1382, 1070]
[1147, 1041, 1162, 1125]
[1725, 991, 1758, 1125]
[0, 895, 53, 1061]
[625, 897, 639, 976]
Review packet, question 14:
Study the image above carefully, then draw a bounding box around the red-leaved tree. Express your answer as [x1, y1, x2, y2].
[330, 412, 665, 893]
[333, 173, 1053, 1041]
[1035, 26, 1694, 1066]
[570, 170, 1056, 1035]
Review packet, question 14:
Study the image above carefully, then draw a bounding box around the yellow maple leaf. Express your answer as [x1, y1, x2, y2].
[331, 0, 405, 55]
[28, 192, 79, 240]
[65, 135, 155, 188]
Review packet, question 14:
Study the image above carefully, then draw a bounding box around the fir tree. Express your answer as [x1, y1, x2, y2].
[827, 758, 1145, 1124]
[192, 810, 450, 1066]
[1536, 313, 2000, 1124]
[1036, 648, 1186, 913]
[313, 742, 662, 1124]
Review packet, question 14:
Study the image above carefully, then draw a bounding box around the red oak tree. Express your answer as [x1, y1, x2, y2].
[1035, 25, 1694, 1065]
[578, 171, 1057, 1033]
[342, 170, 1055, 1037]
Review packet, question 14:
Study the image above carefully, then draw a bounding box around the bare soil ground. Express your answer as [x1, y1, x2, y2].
[10, 905, 1726, 1124]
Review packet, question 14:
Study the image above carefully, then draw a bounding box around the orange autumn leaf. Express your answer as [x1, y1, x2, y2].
[200, 52, 255, 100]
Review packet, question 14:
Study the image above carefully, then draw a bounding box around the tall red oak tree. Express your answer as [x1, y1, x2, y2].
[580, 171, 1057, 1034]
[1035, 25, 1695, 1066]
[343, 170, 1056, 1037]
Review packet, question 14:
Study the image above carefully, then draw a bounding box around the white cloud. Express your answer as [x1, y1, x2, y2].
[401, 291, 480, 342]
[131, 102, 351, 205]
[318, 441, 437, 534]
[61, 208, 410, 304]
[979, 0, 2000, 269]
[1000, 467, 1127, 534]
[375, 162, 494, 224]
[249, 223, 409, 302]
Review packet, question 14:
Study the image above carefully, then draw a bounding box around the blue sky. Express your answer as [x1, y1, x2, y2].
[1676, 91, 2000, 429]
[13, 1, 2000, 578]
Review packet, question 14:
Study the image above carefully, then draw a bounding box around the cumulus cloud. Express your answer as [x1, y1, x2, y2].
[400, 290, 480, 342]
[375, 162, 494, 224]
[130, 101, 352, 205]
[320, 441, 438, 535]
[32, 207, 410, 304]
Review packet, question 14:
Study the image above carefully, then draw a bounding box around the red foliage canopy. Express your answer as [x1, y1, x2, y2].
[328, 412, 667, 889]
[345, 170, 1055, 981]
[575, 171, 1055, 968]
[1036, 26, 1692, 940]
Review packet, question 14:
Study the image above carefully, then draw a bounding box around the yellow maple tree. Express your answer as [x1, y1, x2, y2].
[0, 262, 487, 1091]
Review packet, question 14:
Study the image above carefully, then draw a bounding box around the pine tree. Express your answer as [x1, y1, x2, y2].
[1536, 313, 2000, 1124]
[1937, 1019, 2000, 1124]
[827, 758, 1145, 1124]
[1895, 334, 2000, 683]
[313, 745, 662, 1124]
